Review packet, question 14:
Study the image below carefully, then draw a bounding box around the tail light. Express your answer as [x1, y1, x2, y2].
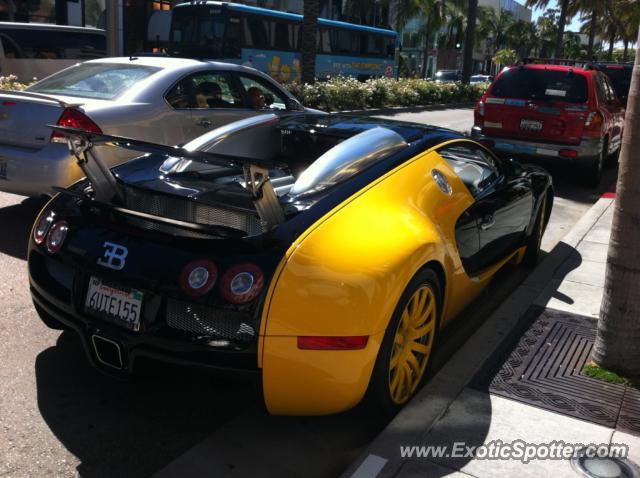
[297, 336, 369, 350]
[50, 108, 102, 143]
[179, 260, 218, 297]
[33, 213, 54, 245]
[220, 263, 264, 304]
[45, 220, 69, 254]
[476, 100, 485, 117]
[559, 149, 578, 158]
[584, 111, 603, 132]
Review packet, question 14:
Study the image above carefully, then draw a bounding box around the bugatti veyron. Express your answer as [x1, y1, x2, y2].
[28, 113, 553, 415]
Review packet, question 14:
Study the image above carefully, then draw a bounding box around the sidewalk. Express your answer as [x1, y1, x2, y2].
[343, 196, 640, 478]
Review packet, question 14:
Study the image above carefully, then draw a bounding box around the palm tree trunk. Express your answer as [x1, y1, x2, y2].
[592, 30, 640, 377]
[587, 8, 597, 59]
[608, 28, 616, 61]
[301, 0, 320, 84]
[462, 0, 478, 83]
[554, 0, 569, 58]
[623, 39, 629, 62]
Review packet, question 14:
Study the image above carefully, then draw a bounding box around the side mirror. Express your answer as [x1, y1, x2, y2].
[285, 98, 303, 111]
[264, 93, 274, 106]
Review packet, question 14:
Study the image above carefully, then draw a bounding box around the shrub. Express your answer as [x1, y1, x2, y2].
[0, 75, 34, 91]
[285, 77, 488, 111]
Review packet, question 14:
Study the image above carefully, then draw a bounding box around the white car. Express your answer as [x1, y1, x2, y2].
[0, 56, 312, 197]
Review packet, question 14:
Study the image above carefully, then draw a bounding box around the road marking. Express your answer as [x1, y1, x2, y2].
[350, 454, 388, 478]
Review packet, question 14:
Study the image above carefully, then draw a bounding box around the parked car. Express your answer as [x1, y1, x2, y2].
[29, 113, 553, 415]
[434, 69, 461, 83]
[470, 74, 493, 83]
[593, 62, 633, 102]
[472, 63, 625, 187]
[0, 56, 310, 197]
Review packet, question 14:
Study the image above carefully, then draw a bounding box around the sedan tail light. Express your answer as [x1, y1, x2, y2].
[50, 108, 102, 143]
[45, 220, 69, 253]
[179, 260, 218, 297]
[220, 263, 264, 304]
[33, 213, 53, 245]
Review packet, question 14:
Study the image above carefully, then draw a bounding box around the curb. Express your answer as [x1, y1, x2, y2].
[326, 102, 476, 115]
[340, 197, 616, 478]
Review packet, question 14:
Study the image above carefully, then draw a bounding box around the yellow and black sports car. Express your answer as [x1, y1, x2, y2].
[28, 114, 552, 415]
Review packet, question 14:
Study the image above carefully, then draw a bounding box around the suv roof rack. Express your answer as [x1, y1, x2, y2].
[521, 58, 596, 69]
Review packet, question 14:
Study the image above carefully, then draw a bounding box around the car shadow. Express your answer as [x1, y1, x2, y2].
[397, 243, 583, 477]
[35, 331, 261, 477]
[0, 196, 47, 260]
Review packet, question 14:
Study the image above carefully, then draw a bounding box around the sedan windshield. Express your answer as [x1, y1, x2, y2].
[28, 63, 160, 100]
[491, 68, 588, 103]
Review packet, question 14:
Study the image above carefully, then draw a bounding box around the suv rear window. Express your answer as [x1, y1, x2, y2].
[29, 63, 160, 100]
[490, 68, 588, 103]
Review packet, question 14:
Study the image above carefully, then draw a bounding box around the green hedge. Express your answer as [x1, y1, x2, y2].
[0, 74, 488, 112]
[287, 77, 489, 111]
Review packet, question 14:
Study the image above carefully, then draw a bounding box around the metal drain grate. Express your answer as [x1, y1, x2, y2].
[471, 306, 640, 435]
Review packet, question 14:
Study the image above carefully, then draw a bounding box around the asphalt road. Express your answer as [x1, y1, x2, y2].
[0, 107, 619, 478]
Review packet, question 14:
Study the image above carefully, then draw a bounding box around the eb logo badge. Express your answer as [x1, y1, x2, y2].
[97, 241, 128, 271]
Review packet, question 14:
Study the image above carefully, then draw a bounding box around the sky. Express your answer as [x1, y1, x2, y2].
[530, 0, 583, 32]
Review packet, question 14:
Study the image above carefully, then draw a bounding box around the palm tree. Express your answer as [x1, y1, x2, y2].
[507, 20, 539, 59]
[534, 9, 558, 58]
[526, 0, 573, 58]
[461, 0, 478, 83]
[592, 29, 640, 377]
[301, 0, 320, 84]
[394, 0, 449, 78]
[477, 7, 515, 51]
[569, 0, 604, 59]
[613, 0, 640, 62]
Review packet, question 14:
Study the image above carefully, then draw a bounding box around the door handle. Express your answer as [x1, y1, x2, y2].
[480, 214, 495, 230]
[197, 119, 212, 127]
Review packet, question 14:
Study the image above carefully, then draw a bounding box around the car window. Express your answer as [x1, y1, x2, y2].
[438, 143, 499, 197]
[602, 75, 619, 103]
[28, 63, 159, 100]
[165, 71, 242, 109]
[238, 75, 288, 110]
[491, 68, 588, 103]
[600, 66, 632, 99]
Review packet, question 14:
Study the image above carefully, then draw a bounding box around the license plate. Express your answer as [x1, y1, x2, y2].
[85, 277, 143, 331]
[520, 119, 543, 132]
[0, 158, 6, 180]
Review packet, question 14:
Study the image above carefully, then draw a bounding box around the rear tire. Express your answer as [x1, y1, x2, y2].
[365, 268, 441, 418]
[523, 195, 547, 267]
[584, 142, 606, 188]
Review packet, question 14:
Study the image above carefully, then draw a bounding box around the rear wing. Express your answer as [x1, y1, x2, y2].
[49, 115, 286, 230]
[0, 89, 82, 108]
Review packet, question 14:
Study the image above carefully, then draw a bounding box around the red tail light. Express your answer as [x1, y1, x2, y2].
[220, 263, 264, 304]
[50, 108, 102, 143]
[584, 111, 603, 134]
[476, 100, 485, 117]
[297, 336, 369, 350]
[45, 220, 69, 254]
[559, 149, 578, 158]
[33, 213, 54, 245]
[179, 260, 218, 297]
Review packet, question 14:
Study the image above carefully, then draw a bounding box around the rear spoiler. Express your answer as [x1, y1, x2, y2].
[49, 119, 286, 230]
[0, 89, 82, 108]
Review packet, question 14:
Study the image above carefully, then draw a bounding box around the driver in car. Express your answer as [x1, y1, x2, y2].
[247, 87, 266, 109]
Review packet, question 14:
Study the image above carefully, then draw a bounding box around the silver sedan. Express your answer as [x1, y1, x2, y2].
[0, 56, 311, 197]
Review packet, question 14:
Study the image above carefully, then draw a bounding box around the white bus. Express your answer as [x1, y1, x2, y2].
[0, 22, 106, 82]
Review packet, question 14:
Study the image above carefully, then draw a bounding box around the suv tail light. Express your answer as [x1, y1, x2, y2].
[50, 108, 102, 143]
[476, 100, 485, 117]
[45, 220, 69, 254]
[584, 111, 603, 132]
[220, 263, 264, 304]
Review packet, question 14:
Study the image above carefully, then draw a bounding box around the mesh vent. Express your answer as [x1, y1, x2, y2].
[123, 185, 263, 235]
[166, 299, 256, 342]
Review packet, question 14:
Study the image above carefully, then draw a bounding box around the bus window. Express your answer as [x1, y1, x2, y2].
[224, 16, 242, 58]
[0, 28, 105, 59]
[244, 15, 269, 49]
[331, 29, 359, 55]
[0, 34, 21, 58]
[273, 20, 290, 50]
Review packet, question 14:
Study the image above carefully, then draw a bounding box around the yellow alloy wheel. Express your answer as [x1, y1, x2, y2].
[388, 285, 436, 404]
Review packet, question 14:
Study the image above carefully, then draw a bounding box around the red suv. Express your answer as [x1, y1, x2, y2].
[471, 63, 625, 187]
